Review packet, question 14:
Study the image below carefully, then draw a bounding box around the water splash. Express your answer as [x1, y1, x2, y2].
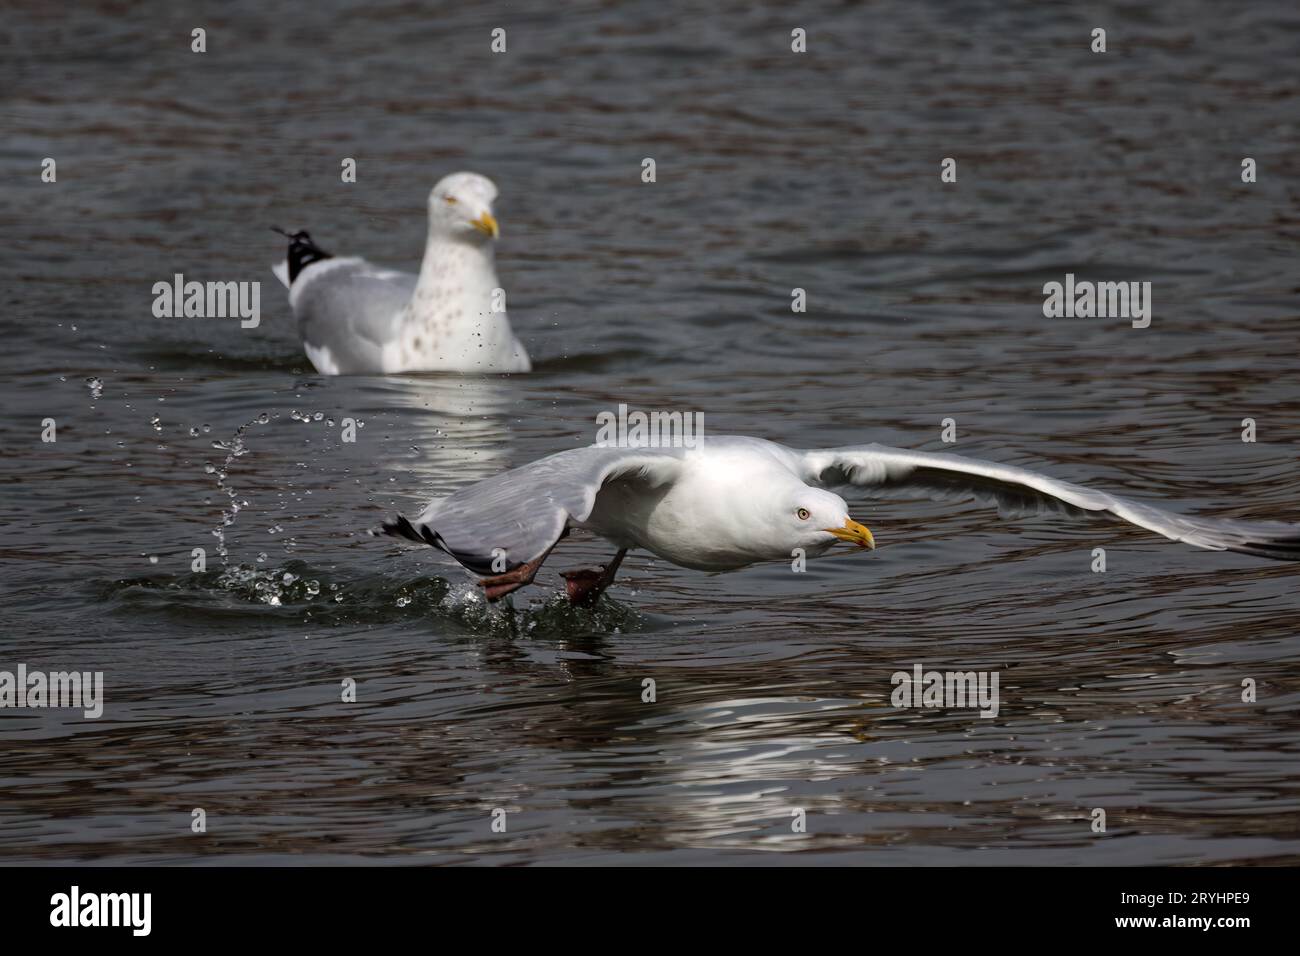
[430, 580, 647, 637]
[200, 410, 355, 567]
[103, 559, 649, 638]
[203, 414, 270, 565]
[212, 561, 324, 607]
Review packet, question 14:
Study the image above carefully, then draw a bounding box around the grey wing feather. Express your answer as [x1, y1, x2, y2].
[292, 260, 416, 370]
[801, 444, 1300, 560]
[382, 445, 686, 574]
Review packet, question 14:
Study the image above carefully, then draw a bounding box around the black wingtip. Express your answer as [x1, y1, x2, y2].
[381, 514, 455, 561]
[271, 226, 333, 283]
[381, 514, 426, 544]
[1236, 534, 1300, 561]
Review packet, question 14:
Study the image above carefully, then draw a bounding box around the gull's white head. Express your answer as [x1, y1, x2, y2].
[732, 480, 874, 563]
[783, 486, 875, 558]
[428, 171, 500, 242]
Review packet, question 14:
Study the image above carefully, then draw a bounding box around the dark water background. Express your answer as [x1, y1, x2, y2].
[2, 0, 1298, 864]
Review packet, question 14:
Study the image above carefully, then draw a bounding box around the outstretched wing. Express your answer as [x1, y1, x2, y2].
[383, 446, 687, 575]
[799, 444, 1300, 560]
[287, 257, 416, 374]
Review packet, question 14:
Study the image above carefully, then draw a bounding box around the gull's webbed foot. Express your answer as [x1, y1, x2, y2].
[561, 567, 606, 605]
[477, 550, 551, 603]
[560, 549, 628, 606]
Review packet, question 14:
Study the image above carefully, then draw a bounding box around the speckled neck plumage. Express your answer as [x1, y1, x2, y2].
[397, 232, 507, 364]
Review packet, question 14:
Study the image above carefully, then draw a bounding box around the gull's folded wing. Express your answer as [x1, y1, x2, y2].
[383, 446, 685, 574]
[288, 258, 416, 374]
[800, 444, 1300, 560]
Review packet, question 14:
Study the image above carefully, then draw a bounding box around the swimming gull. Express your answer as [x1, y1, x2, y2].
[381, 435, 1300, 604]
[271, 171, 530, 375]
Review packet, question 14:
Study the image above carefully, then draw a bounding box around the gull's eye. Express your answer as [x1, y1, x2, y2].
[443, 195, 458, 205]
[796, 508, 810, 520]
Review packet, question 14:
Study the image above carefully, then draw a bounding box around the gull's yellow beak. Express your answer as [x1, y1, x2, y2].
[825, 517, 875, 550]
[470, 211, 500, 239]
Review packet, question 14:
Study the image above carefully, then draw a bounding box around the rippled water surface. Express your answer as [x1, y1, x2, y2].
[2, 0, 1299, 864]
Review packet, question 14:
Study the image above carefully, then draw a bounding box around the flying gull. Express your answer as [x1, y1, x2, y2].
[382, 435, 1300, 604]
[271, 172, 530, 375]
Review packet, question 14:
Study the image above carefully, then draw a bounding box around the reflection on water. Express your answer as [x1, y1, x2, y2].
[1, 0, 1299, 864]
[375, 375, 515, 489]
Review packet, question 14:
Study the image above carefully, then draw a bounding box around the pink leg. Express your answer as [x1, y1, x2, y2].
[477, 544, 558, 602]
[561, 549, 628, 606]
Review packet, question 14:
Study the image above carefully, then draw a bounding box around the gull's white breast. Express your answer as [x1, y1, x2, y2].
[581, 445, 805, 571]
